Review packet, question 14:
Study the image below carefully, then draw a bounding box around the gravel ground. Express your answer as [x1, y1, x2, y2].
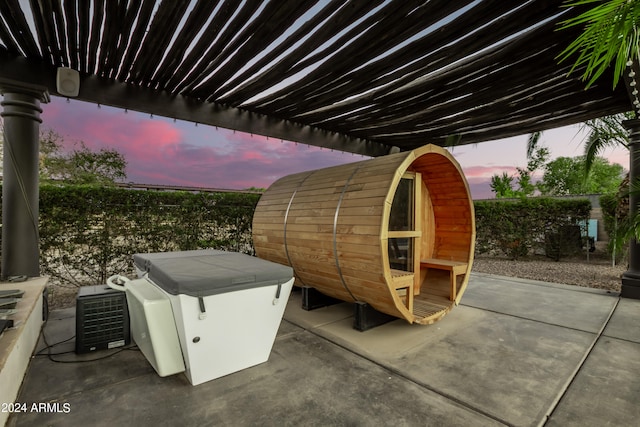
[473, 245, 625, 293]
[46, 244, 626, 310]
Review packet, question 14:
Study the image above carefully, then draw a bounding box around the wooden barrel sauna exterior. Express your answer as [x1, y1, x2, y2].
[252, 144, 475, 324]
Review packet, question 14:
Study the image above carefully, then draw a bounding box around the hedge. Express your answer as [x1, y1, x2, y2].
[474, 198, 592, 260]
[0, 184, 260, 288]
[0, 186, 593, 290]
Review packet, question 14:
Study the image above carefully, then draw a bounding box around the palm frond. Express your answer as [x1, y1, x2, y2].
[558, 0, 640, 89]
[526, 131, 542, 159]
[581, 114, 630, 176]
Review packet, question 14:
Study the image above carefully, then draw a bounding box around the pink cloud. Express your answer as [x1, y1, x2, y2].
[31, 96, 636, 197]
[240, 150, 268, 161]
[36, 97, 368, 190]
[464, 165, 518, 179]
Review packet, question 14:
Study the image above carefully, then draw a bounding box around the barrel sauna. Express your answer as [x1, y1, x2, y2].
[252, 144, 475, 325]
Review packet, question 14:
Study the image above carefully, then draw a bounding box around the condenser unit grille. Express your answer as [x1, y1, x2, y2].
[76, 285, 130, 353]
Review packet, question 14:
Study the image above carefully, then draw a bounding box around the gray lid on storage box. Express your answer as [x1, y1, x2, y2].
[133, 250, 293, 297]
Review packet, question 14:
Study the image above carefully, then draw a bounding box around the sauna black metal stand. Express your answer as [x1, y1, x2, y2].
[353, 302, 395, 332]
[301, 286, 342, 311]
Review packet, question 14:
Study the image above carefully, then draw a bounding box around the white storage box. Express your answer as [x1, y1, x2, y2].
[133, 250, 294, 386]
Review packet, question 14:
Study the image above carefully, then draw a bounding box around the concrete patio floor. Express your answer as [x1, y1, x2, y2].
[6, 272, 640, 427]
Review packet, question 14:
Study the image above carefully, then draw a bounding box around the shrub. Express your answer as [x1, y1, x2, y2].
[1, 184, 260, 288]
[474, 198, 591, 260]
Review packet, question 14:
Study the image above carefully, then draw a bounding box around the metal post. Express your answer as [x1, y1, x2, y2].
[0, 80, 49, 280]
[622, 119, 640, 298]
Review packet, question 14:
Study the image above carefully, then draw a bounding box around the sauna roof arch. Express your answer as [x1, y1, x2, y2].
[0, 0, 632, 157]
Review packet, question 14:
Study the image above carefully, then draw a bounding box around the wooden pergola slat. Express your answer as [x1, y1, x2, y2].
[283, 1, 560, 121]
[0, 0, 633, 153]
[129, 1, 191, 86]
[87, 0, 105, 74]
[209, 0, 354, 102]
[162, 0, 239, 92]
[261, 1, 559, 118]
[190, 1, 317, 100]
[150, 0, 221, 88]
[239, 0, 435, 111]
[172, 1, 264, 94]
[77, 0, 90, 73]
[0, 0, 39, 57]
[116, 0, 155, 82]
[63, 0, 78, 69]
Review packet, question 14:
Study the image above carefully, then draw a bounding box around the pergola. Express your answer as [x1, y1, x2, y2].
[1, 0, 639, 296]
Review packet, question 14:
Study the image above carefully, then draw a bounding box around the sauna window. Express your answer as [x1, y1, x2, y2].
[389, 238, 413, 271]
[388, 176, 417, 272]
[389, 178, 414, 231]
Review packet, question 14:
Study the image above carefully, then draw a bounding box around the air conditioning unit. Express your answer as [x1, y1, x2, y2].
[75, 285, 130, 354]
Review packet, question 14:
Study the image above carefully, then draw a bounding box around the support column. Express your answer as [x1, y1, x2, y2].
[622, 119, 640, 298]
[0, 79, 49, 280]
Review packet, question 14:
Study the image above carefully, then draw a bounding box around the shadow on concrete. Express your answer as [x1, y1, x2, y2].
[7, 273, 640, 427]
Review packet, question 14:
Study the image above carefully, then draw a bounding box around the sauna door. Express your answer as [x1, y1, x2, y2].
[388, 173, 421, 302]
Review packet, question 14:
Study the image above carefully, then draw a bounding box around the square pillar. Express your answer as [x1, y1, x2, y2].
[622, 119, 640, 298]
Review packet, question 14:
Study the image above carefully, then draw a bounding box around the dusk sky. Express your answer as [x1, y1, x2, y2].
[13, 95, 632, 199]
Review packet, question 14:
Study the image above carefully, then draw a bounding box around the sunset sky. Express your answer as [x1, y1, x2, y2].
[18, 96, 632, 199]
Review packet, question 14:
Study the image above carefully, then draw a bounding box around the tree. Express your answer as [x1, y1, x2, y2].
[39, 130, 127, 185]
[538, 155, 625, 195]
[490, 172, 517, 198]
[66, 142, 127, 184]
[556, 0, 640, 260]
[489, 146, 549, 198]
[528, 114, 631, 179]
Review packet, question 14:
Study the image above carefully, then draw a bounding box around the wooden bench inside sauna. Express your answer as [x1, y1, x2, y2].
[252, 144, 475, 325]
